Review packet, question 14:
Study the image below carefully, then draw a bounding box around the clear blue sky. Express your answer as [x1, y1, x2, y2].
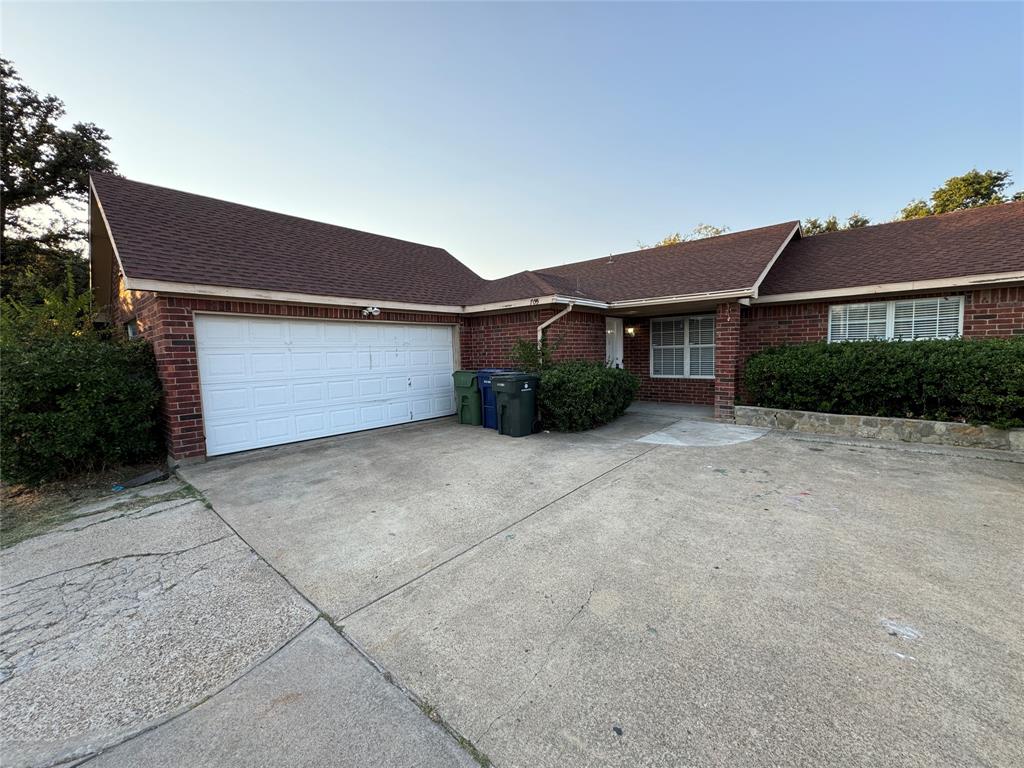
[4, 2, 1022, 278]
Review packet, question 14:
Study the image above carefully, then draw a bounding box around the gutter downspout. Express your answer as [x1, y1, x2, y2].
[537, 303, 574, 349]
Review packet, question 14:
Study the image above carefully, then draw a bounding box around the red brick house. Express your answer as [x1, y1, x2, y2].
[89, 173, 1024, 460]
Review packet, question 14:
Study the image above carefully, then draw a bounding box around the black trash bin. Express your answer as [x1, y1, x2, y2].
[492, 373, 539, 437]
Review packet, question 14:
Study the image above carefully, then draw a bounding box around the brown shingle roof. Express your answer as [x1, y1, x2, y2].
[93, 173, 1022, 311]
[759, 202, 1024, 297]
[91, 173, 484, 306]
[464, 222, 798, 306]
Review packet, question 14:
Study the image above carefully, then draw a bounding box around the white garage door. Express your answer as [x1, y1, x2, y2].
[195, 314, 456, 456]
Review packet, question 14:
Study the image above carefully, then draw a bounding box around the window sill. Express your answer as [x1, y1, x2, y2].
[649, 375, 715, 380]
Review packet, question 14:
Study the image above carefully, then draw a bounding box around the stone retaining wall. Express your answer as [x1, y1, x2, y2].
[734, 406, 1024, 452]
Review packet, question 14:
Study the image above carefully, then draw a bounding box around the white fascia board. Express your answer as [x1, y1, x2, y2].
[462, 294, 607, 313]
[751, 271, 1024, 305]
[751, 222, 801, 298]
[553, 295, 607, 309]
[123, 277, 465, 314]
[608, 288, 753, 309]
[462, 295, 559, 313]
[89, 178, 127, 277]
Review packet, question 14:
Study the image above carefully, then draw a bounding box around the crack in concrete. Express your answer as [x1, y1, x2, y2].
[47, 617, 321, 768]
[0, 535, 234, 595]
[59, 498, 198, 535]
[477, 581, 597, 743]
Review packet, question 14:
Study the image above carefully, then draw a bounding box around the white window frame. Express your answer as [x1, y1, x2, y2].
[827, 296, 964, 342]
[649, 314, 716, 379]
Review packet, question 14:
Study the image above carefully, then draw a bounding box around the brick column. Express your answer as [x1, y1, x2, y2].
[147, 298, 205, 460]
[714, 301, 741, 421]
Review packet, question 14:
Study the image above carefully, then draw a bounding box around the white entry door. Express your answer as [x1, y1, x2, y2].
[606, 317, 624, 368]
[195, 314, 456, 456]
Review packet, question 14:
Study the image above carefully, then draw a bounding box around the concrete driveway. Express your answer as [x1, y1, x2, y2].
[181, 406, 1024, 768]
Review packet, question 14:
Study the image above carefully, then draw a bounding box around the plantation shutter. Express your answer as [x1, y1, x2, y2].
[829, 303, 888, 342]
[651, 316, 715, 377]
[687, 317, 715, 377]
[893, 297, 962, 340]
[829, 297, 963, 342]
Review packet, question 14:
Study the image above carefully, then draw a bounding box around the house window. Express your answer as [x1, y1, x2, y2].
[828, 296, 963, 342]
[650, 315, 715, 378]
[126, 319, 140, 339]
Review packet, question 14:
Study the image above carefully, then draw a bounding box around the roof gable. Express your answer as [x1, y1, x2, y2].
[464, 222, 799, 306]
[91, 173, 484, 306]
[759, 202, 1024, 297]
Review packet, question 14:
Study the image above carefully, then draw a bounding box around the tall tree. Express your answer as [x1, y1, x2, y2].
[1, 57, 117, 301]
[900, 169, 1014, 220]
[801, 212, 870, 236]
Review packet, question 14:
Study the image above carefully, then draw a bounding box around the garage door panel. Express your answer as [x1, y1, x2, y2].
[252, 352, 287, 375]
[248, 319, 287, 343]
[202, 353, 247, 379]
[196, 315, 246, 344]
[289, 321, 323, 344]
[359, 404, 385, 424]
[295, 412, 326, 435]
[328, 380, 356, 400]
[330, 408, 358, 429]
[293, 382, 325, 404]
[196, 316, 456, 456]
[355, 326, 382, 343]
[206, 421, 252, 450]
[253, 384, 289, 408]
[291, 352, 324, 373]
[326, 351, 356, 370]
[324, 323, 354, 343]
[203, 387, 250, 413]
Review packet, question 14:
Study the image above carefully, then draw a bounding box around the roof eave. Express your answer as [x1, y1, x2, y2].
[752, 271, 1024, 305]
[122, 277, 466, 314]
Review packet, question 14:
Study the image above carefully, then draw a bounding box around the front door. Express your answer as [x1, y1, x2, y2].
[606, 317, 624, 368]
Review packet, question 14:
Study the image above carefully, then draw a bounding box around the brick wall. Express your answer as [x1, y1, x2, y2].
[460, 308, 606, 369]
[113, 284, 459, 459]
[963, 286, 1024, 337]
[621, 317, 715, 406]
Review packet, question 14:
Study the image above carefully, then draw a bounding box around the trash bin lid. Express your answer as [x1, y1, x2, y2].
[491, 372, 538, 383]
[452, 370, 479, 388]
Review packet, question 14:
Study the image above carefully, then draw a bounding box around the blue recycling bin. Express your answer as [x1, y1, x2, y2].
[477, 368, 518, 429]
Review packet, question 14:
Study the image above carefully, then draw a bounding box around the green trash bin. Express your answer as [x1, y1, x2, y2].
[452, 370, 482, 426]
[492, 373, 539, 437]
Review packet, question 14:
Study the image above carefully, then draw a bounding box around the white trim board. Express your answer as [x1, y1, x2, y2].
[751, 272, 1024, 305]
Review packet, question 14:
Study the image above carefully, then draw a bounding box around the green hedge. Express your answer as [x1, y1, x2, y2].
[743, 337, 1024, 429]
[1, 336, 163, 484]
[539, 361, 640, 432]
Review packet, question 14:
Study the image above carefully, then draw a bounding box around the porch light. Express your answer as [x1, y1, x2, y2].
[625, 326, 637, 337]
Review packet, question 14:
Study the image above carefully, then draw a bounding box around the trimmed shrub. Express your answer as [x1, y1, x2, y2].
[539, 361, 640, 432]
[0, 336, 163, 484]
[743, 338, 1024, 429]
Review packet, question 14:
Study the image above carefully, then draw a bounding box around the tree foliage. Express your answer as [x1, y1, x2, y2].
[638, 223, 730, 249]
[0, 276, 163, 484]
[1, 57, 117, 302]
[802, 212, 870, 236]
[899, 169, 1015, 220]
